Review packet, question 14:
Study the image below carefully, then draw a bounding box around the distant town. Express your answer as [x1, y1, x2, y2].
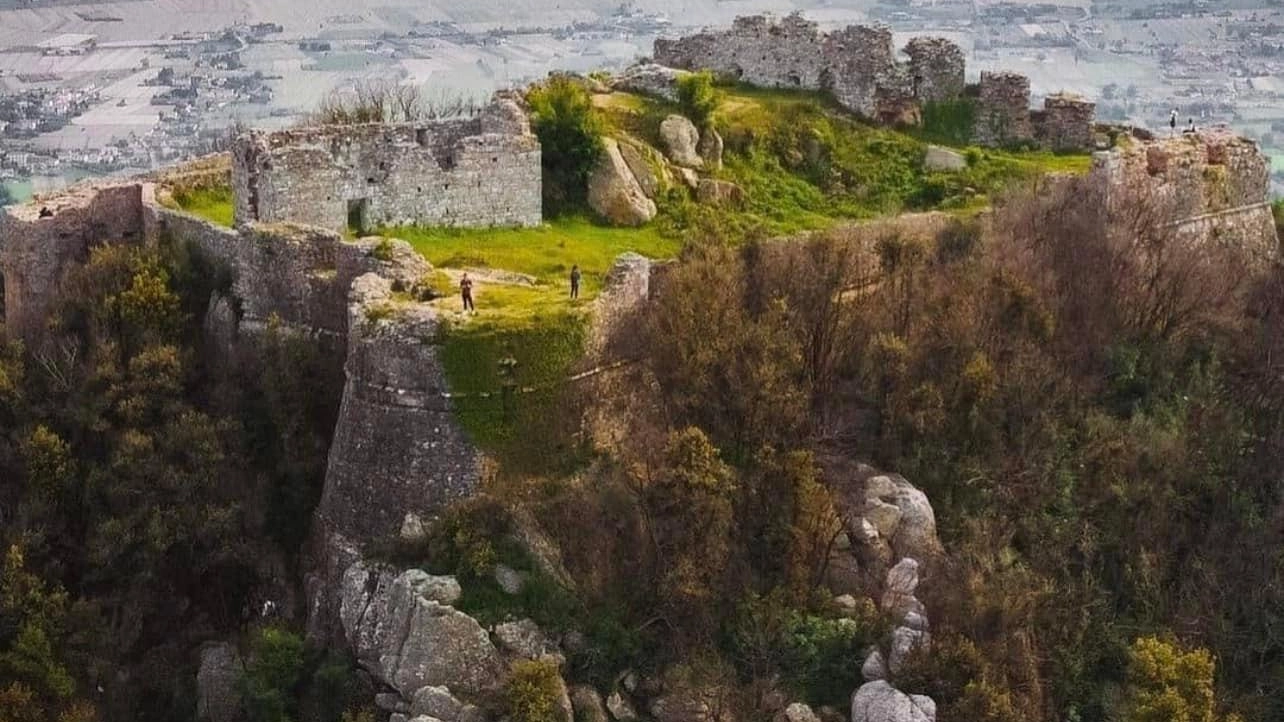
[2, 0, 1282, 204]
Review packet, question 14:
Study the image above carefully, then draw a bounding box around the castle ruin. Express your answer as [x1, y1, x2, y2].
[232, 99, 541, 234]
[654, 13, 1097, 151]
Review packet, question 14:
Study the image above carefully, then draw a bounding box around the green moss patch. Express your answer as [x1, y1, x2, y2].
[170, 184, 235, 227]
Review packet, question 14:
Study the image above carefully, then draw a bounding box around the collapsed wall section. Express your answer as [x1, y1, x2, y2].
[231, 102, 541, 234]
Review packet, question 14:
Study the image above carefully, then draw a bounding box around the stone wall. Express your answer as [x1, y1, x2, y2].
[973, 71, 1033, 147]
[1088, 129, 1279, 262]
[653, 13, 1094, 150]
[903, 37, 965, 104]
[1035, 94, 1096, 152]
[231, 100, 541, 234]
[317, 272, 480, 543]
[653, 13, 931, 121]
[0, 182, 146, 337]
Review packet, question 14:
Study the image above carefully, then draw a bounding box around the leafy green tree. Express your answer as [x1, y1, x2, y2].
[526, 76, 606, 215]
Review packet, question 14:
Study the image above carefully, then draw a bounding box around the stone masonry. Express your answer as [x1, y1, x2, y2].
[1089, 128, 1279, 261]
[903, 37, 965, 104]
[232, 99, 541, 234]
[973, 71, 1034, 147]
[655, 14, 1094, 150]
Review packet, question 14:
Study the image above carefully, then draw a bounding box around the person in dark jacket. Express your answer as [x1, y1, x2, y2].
[460, 273, 475, 311]
[569, 264, 581, 300]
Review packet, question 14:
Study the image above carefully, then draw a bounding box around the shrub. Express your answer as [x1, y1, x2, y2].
[527, 77, 606, 215]
[1120, 637, 1240, 722]
[505, 659, 570, 722]
[677, 71, 723, 129]
[240, 627, 306, 722]
[920, 99, 977, 145]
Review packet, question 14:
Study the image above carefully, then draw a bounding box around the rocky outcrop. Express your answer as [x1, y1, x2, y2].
[340, 563, 504, 701]
[650, 678, 735, 722]
[589, 139, 658, 226]
[494, 618, 563, 662]
[196, 642, 244, 722]
[850, 682, 936, 722]
[698, 129, 724, 170]
[618, 141, 666, 200]
[612, 64, 684, 102]
[660, 115, 703, 168]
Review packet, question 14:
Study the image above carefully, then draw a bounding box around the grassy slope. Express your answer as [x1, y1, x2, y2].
[170, 186, 235, 227]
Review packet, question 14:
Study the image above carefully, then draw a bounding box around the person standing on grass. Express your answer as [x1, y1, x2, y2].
[570, 264, 581, 300]
[460, 273, 475, 312]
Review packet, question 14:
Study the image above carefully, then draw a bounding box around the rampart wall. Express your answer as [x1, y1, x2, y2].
[1089, 129, 1279, 261]
[231, 100, 542, 234]
[654, 13, 1095, 150]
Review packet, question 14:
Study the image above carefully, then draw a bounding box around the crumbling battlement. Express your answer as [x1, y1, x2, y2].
[1089, 129, 1278, 260]
[655, 14, 1094, 150]
[232, 99, 542, 234]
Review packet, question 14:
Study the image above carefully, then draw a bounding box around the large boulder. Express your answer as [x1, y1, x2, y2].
[850, 681, 936, 722]
[879, 558, 920, 618]
[923, 146, 967, 172]
[887, 626, 931, 675]
[196, 642, 244, 722]
[698, 129, 724, 170]
[660, 115, 703, 168]
[618, 141, 666, 200]
[612, 64, 684, 102]
[588, 139, 658, 227]
[340, 563, 504, 700]
[861, 475, 943, 564]
[493, 618, 563, 663]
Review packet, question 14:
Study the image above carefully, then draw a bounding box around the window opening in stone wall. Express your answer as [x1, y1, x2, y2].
[347, 198, 370, 236]
[416, 129, 430, 146]
[787, 72, 802, 87]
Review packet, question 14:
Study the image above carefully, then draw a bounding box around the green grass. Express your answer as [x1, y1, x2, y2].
[387, 215, 680, 299]
[171, 185, 235, 227]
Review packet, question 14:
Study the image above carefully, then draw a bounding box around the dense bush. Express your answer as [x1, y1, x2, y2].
[527, 77, 607, 216]
[676, 71, 723, 129]
[505, 659, 570, 722]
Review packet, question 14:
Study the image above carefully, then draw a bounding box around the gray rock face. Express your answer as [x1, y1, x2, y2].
[850, 681, 936, 722]
[494, 618, 564, 663]
[880, 558, 920, 618]
[612, 64, 684, 102]
[411, 686, 464, 721]
[571, 685, 610, 722]
[588, 139, 658, 227]
[698, 129, 724, 170]
[618, 141, 665, 200]
[650, 682, 734, 722]
[660, 115, 703, 168]
[887, 626, 931, 675]
[861, 650, 888, 682]
[196, 642, 243, 722]
[923, 146, 967, 171]
[773, 703, 820, 722]
[861, 475, 942, 563]
[340, 563, 503, 700]
[401, 512, 428, 543]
